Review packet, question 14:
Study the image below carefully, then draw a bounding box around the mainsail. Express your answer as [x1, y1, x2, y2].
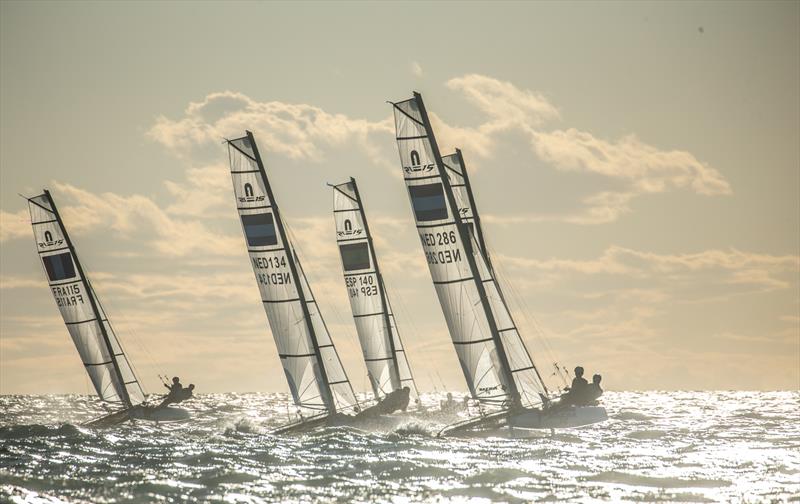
[391, 93, 547, 409]
[331, 178, 420, 402]
[27, 191, 146, 407]
[226, 131, 359, 415]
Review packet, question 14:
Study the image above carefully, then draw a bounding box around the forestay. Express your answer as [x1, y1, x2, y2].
[391, 93, 546, 409]
[332, 179, 420, 402]
[226, 132, 358, 415]
[27, 191, 145, 407]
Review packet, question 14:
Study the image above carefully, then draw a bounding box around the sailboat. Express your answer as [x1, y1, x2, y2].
[389, 93, 608, 436]
[26, 190, 190, 428]
[330, 178, 421, 411]
[225, 131, 375, 434]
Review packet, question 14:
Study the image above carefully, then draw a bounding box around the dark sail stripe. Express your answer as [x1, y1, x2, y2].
[343, 270, 376, 277]
[84, 360, 113, 367]
[262, 297, 301, 304]
[433, 276, 474, 285]
[416, 221, 456, 229]
[353, 311, 384, 319]
[279, 352, 316, 359]
[453, 337, 494, 346]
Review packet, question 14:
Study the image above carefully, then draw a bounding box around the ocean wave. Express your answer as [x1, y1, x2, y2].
[586, 470, 731, 488]
[0, 424, 84, 440]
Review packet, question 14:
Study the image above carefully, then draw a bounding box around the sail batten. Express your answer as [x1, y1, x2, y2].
[391, 93, 546, 409]
[227, 131, 358, 415]
[27, 191, 145, 407]
[332, 178, 420, 402]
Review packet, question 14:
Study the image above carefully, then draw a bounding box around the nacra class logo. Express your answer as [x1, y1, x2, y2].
[238, 183, 266, 203]
[403, 150, 435, 174]
[38, 230, 64, 249]
[337, 219, 363, 237]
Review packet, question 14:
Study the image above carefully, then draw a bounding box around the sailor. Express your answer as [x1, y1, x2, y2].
[158, 377, 183, 408]
[440, 392, 456, 412]
[379, 387, 411, 414]
[584, 374, 603, 404]
[177, 384, 195, 403]
[570, 366, 588, 394]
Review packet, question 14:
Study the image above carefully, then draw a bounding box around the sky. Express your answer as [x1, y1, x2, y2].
[1, 1, 798, 396]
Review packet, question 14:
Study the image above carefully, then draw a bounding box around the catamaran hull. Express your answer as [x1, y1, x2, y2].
[83, 406, 191, 428]
[509, 406, 608, 429]
[129, 406, 191, 422]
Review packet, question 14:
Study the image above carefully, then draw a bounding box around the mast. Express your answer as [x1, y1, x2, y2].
[413, 93, 521, 406]
[244, 131, 336, 414]
[347, 177, 401, 390]
[43, 190, 132, 408]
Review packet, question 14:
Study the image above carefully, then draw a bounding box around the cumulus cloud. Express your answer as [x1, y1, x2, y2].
[498, 246, 799, 293]
[446, 73, 560, 128]
[148, 91, 393, 164]
[143, 76, 731, 226]
[0, 209, 30, 242]
[531, 129, 731, 196]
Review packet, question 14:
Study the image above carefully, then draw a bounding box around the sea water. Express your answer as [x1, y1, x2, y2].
[1, 391, 798, 503]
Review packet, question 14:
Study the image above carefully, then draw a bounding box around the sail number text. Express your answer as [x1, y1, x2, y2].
[252, 255, 292, 286]
[419, 231, 462, 265]
[345, 275, 378, 298]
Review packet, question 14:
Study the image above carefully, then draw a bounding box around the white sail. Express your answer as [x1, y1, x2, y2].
[391, 94, 546, 408]
[227, 132, 358, 415]
[27, 192, 145, 407]
[332, 179, 420, 402]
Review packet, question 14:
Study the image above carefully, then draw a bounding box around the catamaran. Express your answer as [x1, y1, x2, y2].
[226, 132, 397, 434]
[330, 178, 421, 411]
[390, 93, 608, 436]
[26, 190, 190, 428]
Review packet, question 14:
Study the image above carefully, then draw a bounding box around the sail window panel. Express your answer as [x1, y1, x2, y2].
[339, 243, 371, 271]
[42, 252, 77, 282]
[409, 183, 448, 222]
[241, 213, 278, 247]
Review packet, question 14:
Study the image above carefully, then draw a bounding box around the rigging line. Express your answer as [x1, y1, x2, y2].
[93, 275, 168, 389]
[486, 242, 566, 391]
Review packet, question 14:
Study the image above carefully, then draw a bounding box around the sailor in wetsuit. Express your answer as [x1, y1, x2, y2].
[557, 366, 589, 407]
[158, 378, 195, 408]
[584, 374, 603, 404]
[378, 386, 411, 414]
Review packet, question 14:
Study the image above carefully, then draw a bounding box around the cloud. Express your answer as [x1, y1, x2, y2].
[531, 129, 731, 196]
[143, 76, 730, 226]
[497, 245, 799, 293]
[411, 61, 423, 77]
[446, 73, 560, 128]
[0, 209, 30, 242]
[148, 91, 393, 164]
[51, 182, 241, 257]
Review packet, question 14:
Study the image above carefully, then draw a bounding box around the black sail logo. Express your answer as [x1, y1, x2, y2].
[239, 182, 265, 203]
[337, 218, 363, 237]
[403, 149, 435, 174]
[38, 230, 64, 249]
